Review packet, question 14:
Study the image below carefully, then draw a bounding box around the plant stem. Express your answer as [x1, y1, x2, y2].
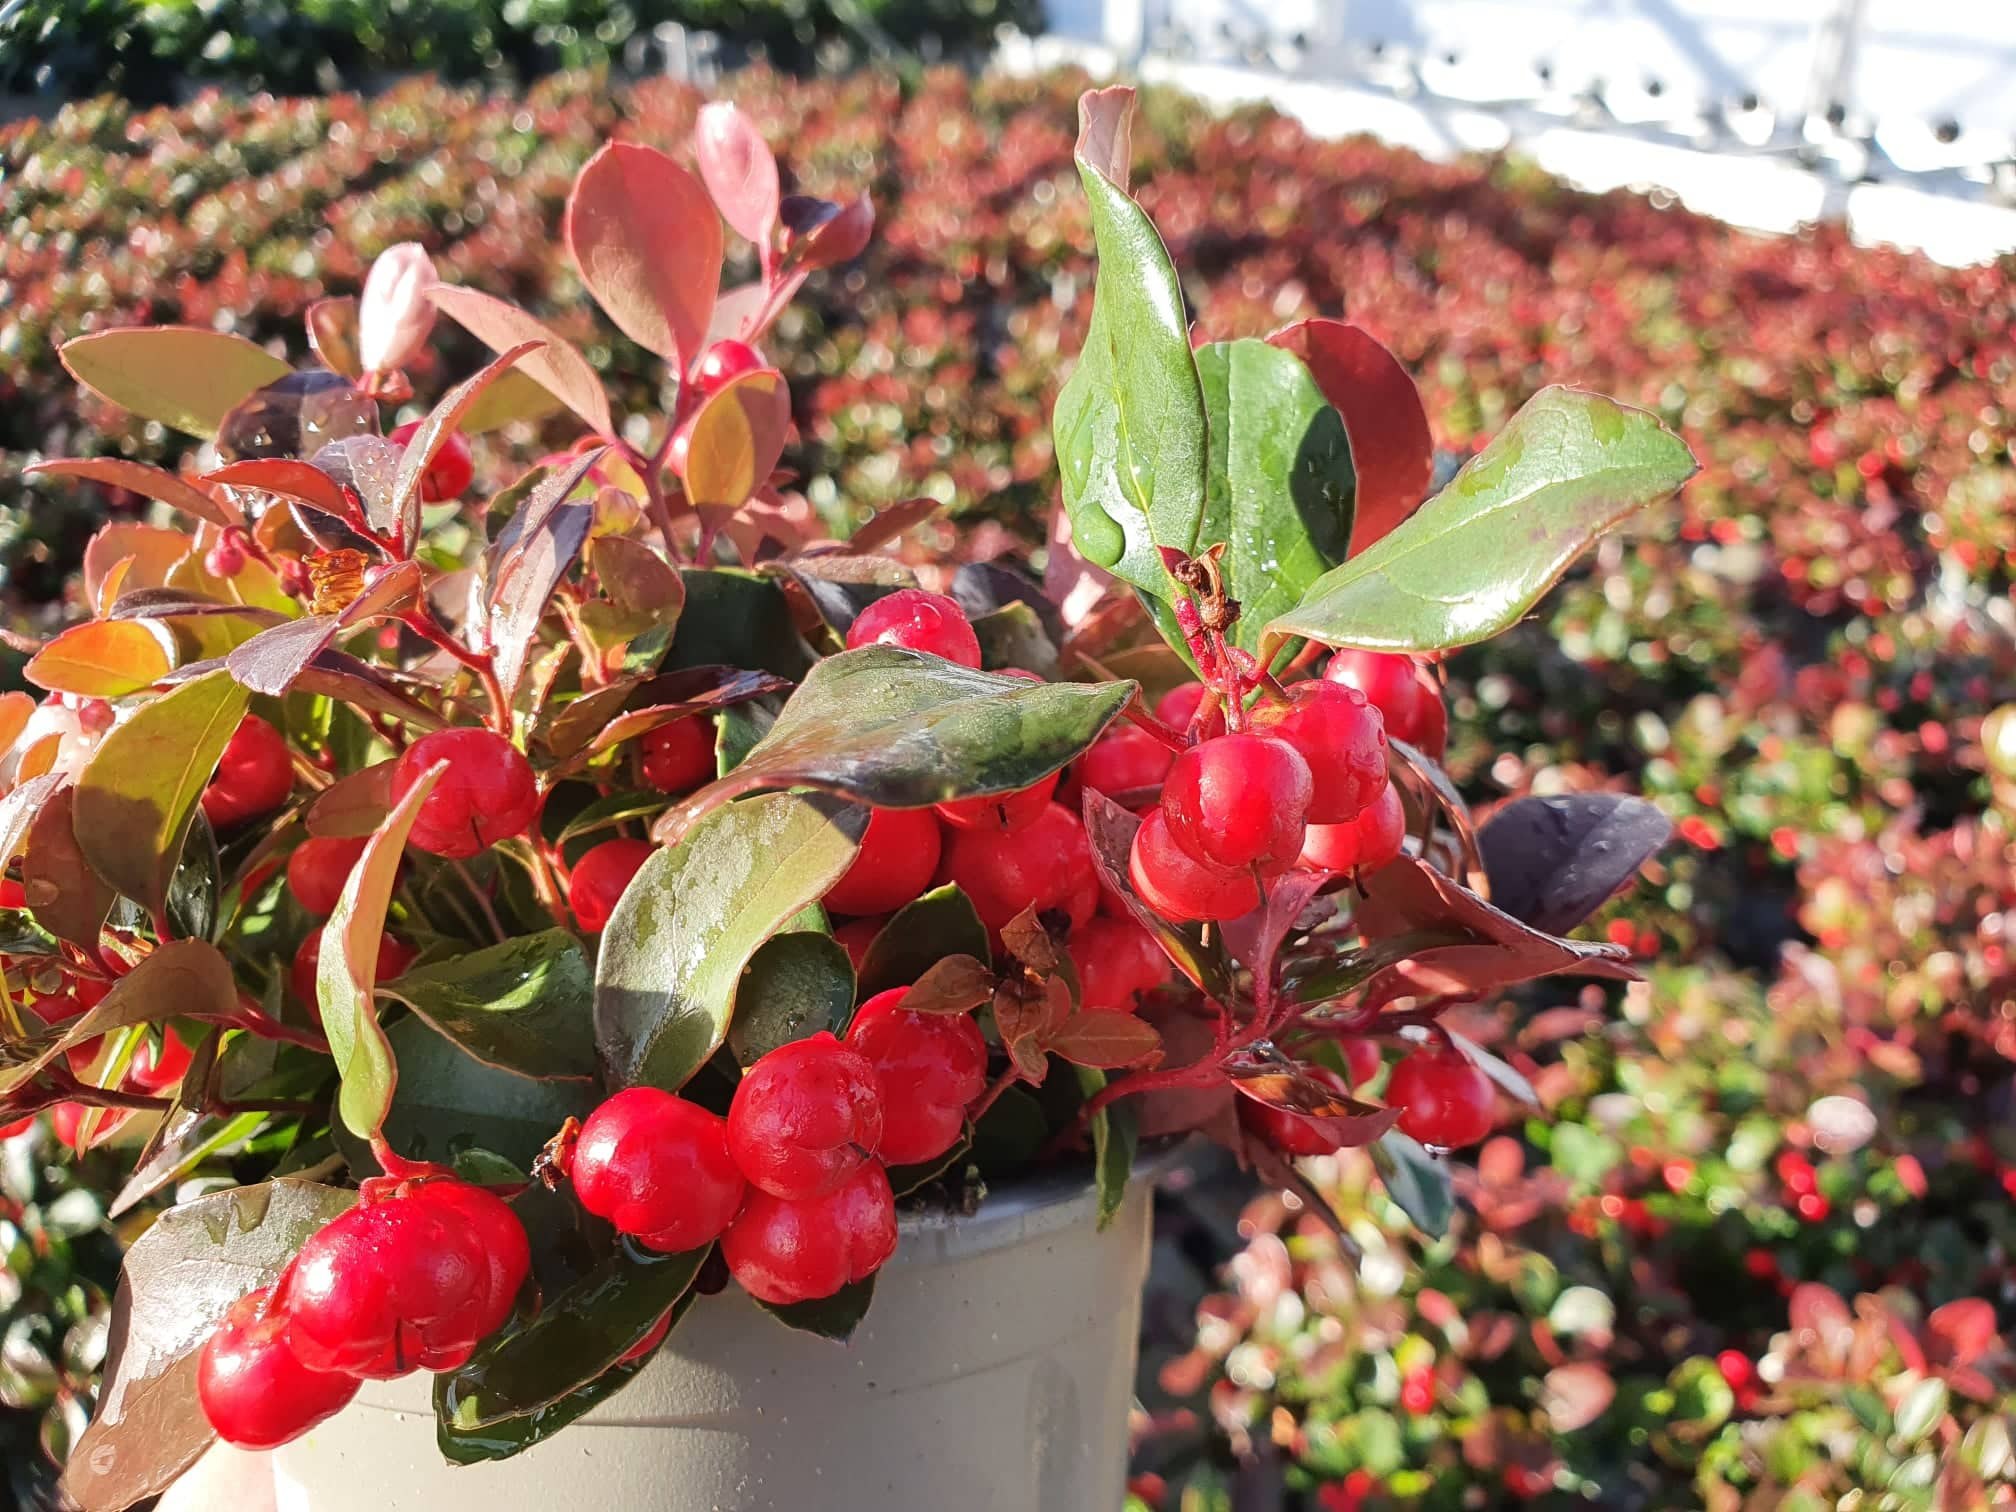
[965, 1064, 1022, 1125]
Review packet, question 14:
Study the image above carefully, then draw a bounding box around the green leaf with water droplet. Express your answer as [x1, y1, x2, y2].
[1051, 90, 1207, 618]
[1264, 386, 1696, 655]
[1193, 339, 1354, 652]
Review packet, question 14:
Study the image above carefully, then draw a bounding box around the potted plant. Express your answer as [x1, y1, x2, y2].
[1, 86, 1693, 1511]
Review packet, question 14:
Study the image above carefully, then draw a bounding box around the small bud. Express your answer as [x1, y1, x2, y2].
[358, 243, 439, 375]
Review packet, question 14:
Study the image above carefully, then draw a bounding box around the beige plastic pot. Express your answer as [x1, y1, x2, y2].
[269, 1171, 1153, 1511]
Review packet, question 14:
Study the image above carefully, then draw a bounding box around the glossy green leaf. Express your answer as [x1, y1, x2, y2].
[335, 1017, 595, 1175]
[1051, 88, 1207, 618]
[596, 793, 867, 1090]
[378, 929, 598, 1081]
[435, 1346, 653, 1465]
[658, 648, 1131, 841]
[970, 601, 1060, 679]
[887, 1124, 971, 1197]
[726, 931, 855, 1067]
[1264, 387, 1698, 655]
[971, 1084, 1049, 1171]
[73, 668, 250, 918]
[61, 1180, 355, 1512]
[855, 883, 991, 999]
[759, 1275, 875, 1341]
[440, 1237, 709, 1428]
[1193, 338, 1354, 652]
[663, 569, 812, 680]
[1371, 1131, 1455, 1237]
[59, 327, 293, 440]
[1077, 1065, 1139, 1231]
[320, 763, 442, 1142]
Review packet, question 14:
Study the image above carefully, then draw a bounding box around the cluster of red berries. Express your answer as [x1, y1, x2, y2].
[197, 1177, 529, 1449]
[1125, 646, 1444, 924]
[568, 986, 986, 1307]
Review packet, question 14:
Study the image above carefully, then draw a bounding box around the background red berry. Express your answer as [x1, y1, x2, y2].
[1386, 1046, 1497, 1149]
[1253, 680, 1387, 823]
[388, 419, 475, 501]
[291, 926, 418, 1009]
[824, 806, 941, 916]
[1325, 649, 1446, 757]
[934, 770, 1058, 835]
[638, 715, 716, 793]
[568, 838, 655, 931]
[1129, 808, 1258, 923]
[1077, 724, 1174, 803]
[201, 715, 294, 829]
[1070, 916, 1169, 1013]
[692, 339, 763, 392]
[287, 835, 370, 916]
[938, 801, 1098, 941]
[1299, 783, 1406, 875]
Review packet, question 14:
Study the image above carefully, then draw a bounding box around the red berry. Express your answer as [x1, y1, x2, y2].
[934, 770, 1059, 835]
[727, 1032, 885, 1199]
[568, 838, 655, 932]
[938, 801, 1099, 941]
[832, 916, 885, 973]
[844, 589, 982, 667]
[1398, 1366, 1435, 1415]
[126, 1026, 194, 1092]
[287, 835, 370, 916]
[1161, 733, 1312, 873]
[1237, 1065, 1358, 1156]
[825, 807, 942, 916]
[619, 1308, 675, 1366]
[388, 420, 475, 502]
[0, 877, 24, 910]
[1128, 808, 1259, 923]
[1386, 1046, 1497, 1149]
[722, 1161, 898, 1305]
[844, 987, 987, 1165]
[291, 926, 419, 1009]
[1325, 650, 1445, 757]
[571, 1088, 746, 1253]
[198, 1289, 361, 1449]
[1716, 1350, 1754, 1389]
[51, 1101, 129, 1152]
[692, 339, 764, 393]
[1338, 1036, 1382, 1088]
[0, 1116, 33, 1140]
[1070, 916, 1169, 1013]
[392, 728, 540, 859]
[1153, 682, 1211, 732]
[201, 716, 294, 829]
[638, 716, 716, 793]
[1078, 724, 1174, 801]
[1299, 782, 1406, 874]
[1252, 681, 1387, 823]
[204, 531, 247, 579]
[280, 1182, 527, 1378]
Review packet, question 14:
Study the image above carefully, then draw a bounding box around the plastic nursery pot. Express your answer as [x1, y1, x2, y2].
[271, 1170, 1153, 1512]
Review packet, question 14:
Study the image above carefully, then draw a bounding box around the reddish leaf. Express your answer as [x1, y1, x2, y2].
[695, 103, 781, 249]
[0, 692, 34, 756]
[679, 367, 791, 511]
[223, 561, 420, 697]
[1080, 791, 1235, 1001]
[201, 458, 355, 521]
[840, 496, 943, 557]
[24, 785, 117, 950]
[1267, 319, 1433, 556]
[779, 193, 874, 270]
[26, 459, 231, 529]
[1928, 1299, 1997, 1368]
[293, 654, 446, 733]
[24, 620, 174, 697]
[306, 760, 398, 839]
[706, 283, 769, 347]
[388, 340, 542, 547]
[1219, 866, 1332, 982]
[429, 286, 615, 437]
[900, 955, 994, 1016]
[1048, 1011, 1163, 1070]
[59, 326, 292, 440]
[309, 435, 405, 543]
[82, 524, 186, 603]
[488, 496, 594, 699]
[1077, 86, 1136, 190]
[306, 296, 363, 378]
[0, 940, 237, 1097]
[566, 141, 721, 370]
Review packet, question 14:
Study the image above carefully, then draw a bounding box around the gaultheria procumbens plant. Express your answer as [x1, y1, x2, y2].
[0, 87, 1693, 1506]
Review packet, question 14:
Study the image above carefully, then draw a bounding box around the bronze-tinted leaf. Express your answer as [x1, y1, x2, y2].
[1048, 1011, 1163, 1070]
[429, 286, 615, 437]
[26, 459, 231, 529]
[23, 785, 115, 949]
[59, 327, 292, 440]
[24, 620, 174, 697]
[566, 141, 720, 369]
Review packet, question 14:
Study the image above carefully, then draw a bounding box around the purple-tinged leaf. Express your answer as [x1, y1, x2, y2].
[306, 296, 364, 379]
[388, 340, 542, 551]
[309, 435, 406, 543]
[223, 560, 420, 697]
[24, 784, 115, 949]
[1477, 793, 1673, 935]
[488, 501, 594, 700]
